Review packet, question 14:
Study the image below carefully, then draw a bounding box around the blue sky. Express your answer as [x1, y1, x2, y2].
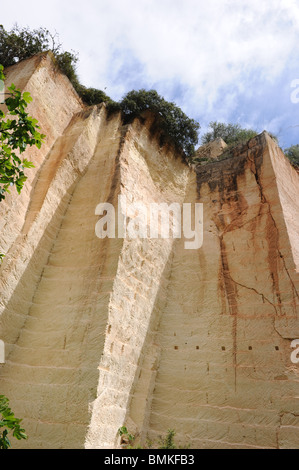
[1, 0, 299, 148]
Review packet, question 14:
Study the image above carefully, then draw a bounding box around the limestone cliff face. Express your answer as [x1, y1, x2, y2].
[0, 54, 298, 449]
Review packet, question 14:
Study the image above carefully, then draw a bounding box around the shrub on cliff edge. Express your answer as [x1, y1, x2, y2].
[0, 24, 113, 107]
[116, 89, 200, 159]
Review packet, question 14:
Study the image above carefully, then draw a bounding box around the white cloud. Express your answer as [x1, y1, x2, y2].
[1, 0, 299, 144]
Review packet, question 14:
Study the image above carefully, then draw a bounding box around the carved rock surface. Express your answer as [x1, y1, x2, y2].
[0, 54, 298, 449]
[194, 137, 228, 163]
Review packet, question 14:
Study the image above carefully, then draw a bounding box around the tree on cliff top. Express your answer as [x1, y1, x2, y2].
[0, 25, 200, 161]
[0, 24, 115, 108]
[0, 63, 44, 269]
[0, 64, 42, 448]
[0, 24, 60, 66]
[116, 89, 200, 159]
[0, 64, 45, 204]
[201, 121, 258, 147]
[0, 395, 27, 449]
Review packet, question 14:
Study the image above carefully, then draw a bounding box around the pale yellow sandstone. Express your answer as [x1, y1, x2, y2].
[193, 137, 227, 164]
[0, 55, 298, 450]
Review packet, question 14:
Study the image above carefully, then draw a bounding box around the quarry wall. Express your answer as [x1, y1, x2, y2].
[0, 54, 298, 449]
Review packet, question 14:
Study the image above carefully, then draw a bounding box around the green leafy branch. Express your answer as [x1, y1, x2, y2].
[118, 426, 135, 448]
[0, 64, 45, 203]
[0, 395, 27, 449]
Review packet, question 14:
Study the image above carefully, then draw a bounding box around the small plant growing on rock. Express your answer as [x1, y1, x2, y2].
[118, 426, 135, 448]
[0, 25, 200, 162]
[118, 426, 189, 449]
[157, 429, 176, 449]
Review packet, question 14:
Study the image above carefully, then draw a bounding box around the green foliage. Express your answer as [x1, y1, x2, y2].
[284, 144, 299, 168]
[0, 24, 79, 93]
[0, 24, 78, 83]
[74, 84, 116, 107]
[0, 25, 199, 160]
[118, 426, 135, 444]
[201, 121, 257, 147]
[158, 429, 176, 449]
[0, 395, 27, 449]
[118, 427, 188, 449]
[0, 24, 55, 67]
[0, 65, 45, 203]
[116, 89, 200, 159]
[0, 25, 80, 86]
[0, 24, 112, 108]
